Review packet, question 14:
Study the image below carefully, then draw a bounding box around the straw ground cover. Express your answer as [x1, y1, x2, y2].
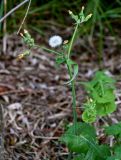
[1, 1, 121, 159]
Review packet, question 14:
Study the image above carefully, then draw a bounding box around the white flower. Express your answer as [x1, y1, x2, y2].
[48, 35, 62, 48]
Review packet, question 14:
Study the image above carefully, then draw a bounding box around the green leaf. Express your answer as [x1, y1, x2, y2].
[96, 145, 111, 159]
[73, 145, 110, 160]
[82, 99, 97, 123]
[84, 148, 97, 160]
[92, 71, 115, 85]
[96, 101, 116, 116]
[81, 71, 116, 117]
[92, 89, 115, 104]
[106, 156, 120, 160]
[105, 122, 121, 136]
[114, 144, 121, 159]
[73, 154, 85, 160]
[65, 59, 78, 84]
[60, 122, 96, 154]
[55, 56, 66, 65]
[82, 108, 97, 123]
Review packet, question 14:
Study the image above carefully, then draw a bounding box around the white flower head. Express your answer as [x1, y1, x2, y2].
[49, 35, 63, 48]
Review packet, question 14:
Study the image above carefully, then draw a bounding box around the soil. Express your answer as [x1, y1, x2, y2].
[0, 29, 121, 160]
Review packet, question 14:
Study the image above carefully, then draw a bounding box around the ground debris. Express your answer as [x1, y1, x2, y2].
[0, 33, 121, 159]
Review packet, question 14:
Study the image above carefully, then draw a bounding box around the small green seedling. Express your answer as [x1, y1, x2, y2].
[81, 71, 116, 123]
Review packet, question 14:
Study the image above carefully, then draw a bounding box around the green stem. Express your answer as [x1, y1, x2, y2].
[34, 45, 62, 55]
[67, 64, 77, 131]
[67, 23, 79, 134]
[67, 23, 79, 59]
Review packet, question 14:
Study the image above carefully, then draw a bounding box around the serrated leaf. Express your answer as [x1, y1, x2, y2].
[105, 122, 121, 136]
[92, 71, 115, 84]
[96, 101, 116, 116]
[60, 122, 96, 153]
[82, 99, 97, 123]
[60, 134, 90, 153]
[73, 145, 110, 160]
[82, 108, 97, 123]
[92, 89, 115, 104]
[81, 71, 116, 116]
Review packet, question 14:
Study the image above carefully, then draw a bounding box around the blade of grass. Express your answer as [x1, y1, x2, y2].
[0, 1, 4, 32]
